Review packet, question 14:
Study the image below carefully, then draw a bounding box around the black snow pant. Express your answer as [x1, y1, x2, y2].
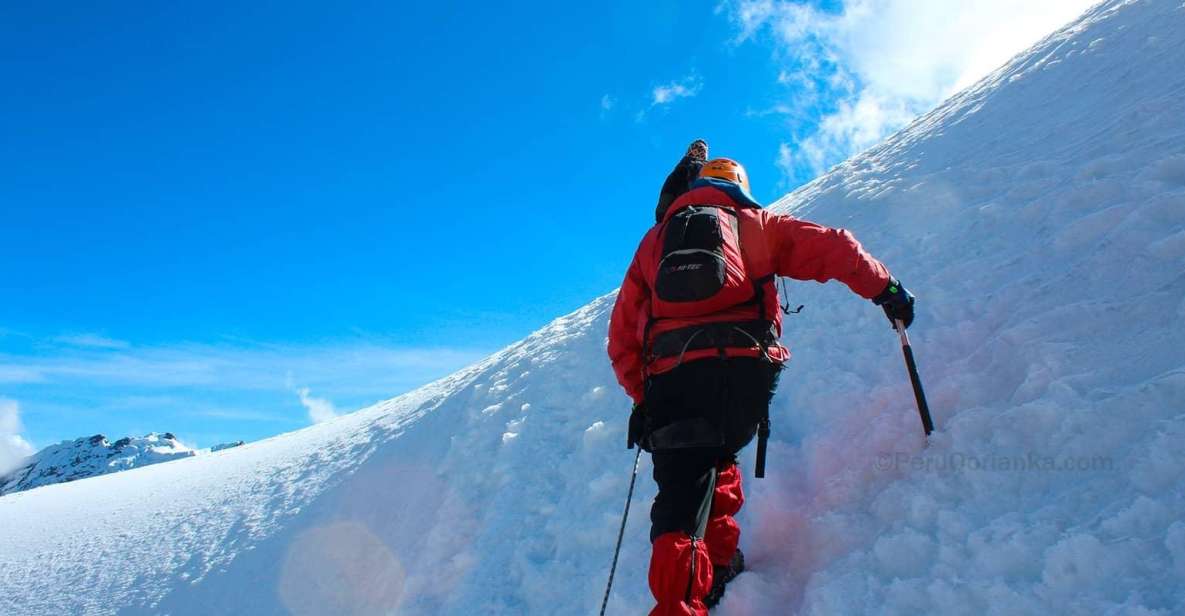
[644, 356, 782, 542]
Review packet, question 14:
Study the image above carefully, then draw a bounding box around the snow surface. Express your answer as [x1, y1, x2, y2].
[2, 0, 1185, 614]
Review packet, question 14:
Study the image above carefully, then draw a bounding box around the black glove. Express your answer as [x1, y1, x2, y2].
[655, 140, 709, 222]
[872, 278, 915, 329]
[627, 402, 648, 450]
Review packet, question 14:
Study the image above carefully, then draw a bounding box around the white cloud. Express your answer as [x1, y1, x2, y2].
[727, 0, 1096, 181]
[53, 333, 130, 349]
[651, 75, 703, 106]
[0, 339, 490, 433]
[636, 74, 705, 122]
[0, 398, 36, 475]
[296, 387, 338, 424]
[0, 342, 486, 395]
[776, 142, 794, 180]
[0, 365, 45, 384]
[192, 408, 291, 423]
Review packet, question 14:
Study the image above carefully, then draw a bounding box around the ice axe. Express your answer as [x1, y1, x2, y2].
[894, 319, 934, 436]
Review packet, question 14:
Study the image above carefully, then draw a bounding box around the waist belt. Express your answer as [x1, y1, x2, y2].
[648, 320, 777, 363]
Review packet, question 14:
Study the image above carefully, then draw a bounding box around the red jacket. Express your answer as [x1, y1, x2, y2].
[608, 185, 891, 404]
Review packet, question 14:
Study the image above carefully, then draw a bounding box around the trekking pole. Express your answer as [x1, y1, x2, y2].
[600, 447, 642, 616]
[894, 319, 934, 436]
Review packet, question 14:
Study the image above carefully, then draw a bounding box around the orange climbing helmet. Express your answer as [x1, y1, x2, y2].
[698, 158, 750, 193]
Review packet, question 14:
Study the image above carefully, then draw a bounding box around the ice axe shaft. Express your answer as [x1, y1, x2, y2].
[754, 418, 770, 478]
[895, 319, 934, 436]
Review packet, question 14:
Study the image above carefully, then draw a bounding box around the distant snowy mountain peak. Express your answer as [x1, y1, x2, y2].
[2, 0, 1184, 614]
[0, 432, 197, 496]
[210, 440, 245, 453]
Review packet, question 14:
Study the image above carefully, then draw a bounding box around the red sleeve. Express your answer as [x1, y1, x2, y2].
[607, 252, 649, 404]
[766, 213, 891, 299]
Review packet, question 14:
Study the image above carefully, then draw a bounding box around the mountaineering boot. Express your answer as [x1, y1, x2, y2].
[703, 548, 744, 608]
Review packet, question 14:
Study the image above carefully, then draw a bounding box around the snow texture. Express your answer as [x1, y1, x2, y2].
[2, 0, 1185, 614]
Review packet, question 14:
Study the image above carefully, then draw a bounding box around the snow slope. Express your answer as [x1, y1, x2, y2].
[0, 433, 199, 496]
[2, 0, 1184, 614]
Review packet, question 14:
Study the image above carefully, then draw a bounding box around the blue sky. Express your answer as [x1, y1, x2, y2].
[0, 0, 1093, 457]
